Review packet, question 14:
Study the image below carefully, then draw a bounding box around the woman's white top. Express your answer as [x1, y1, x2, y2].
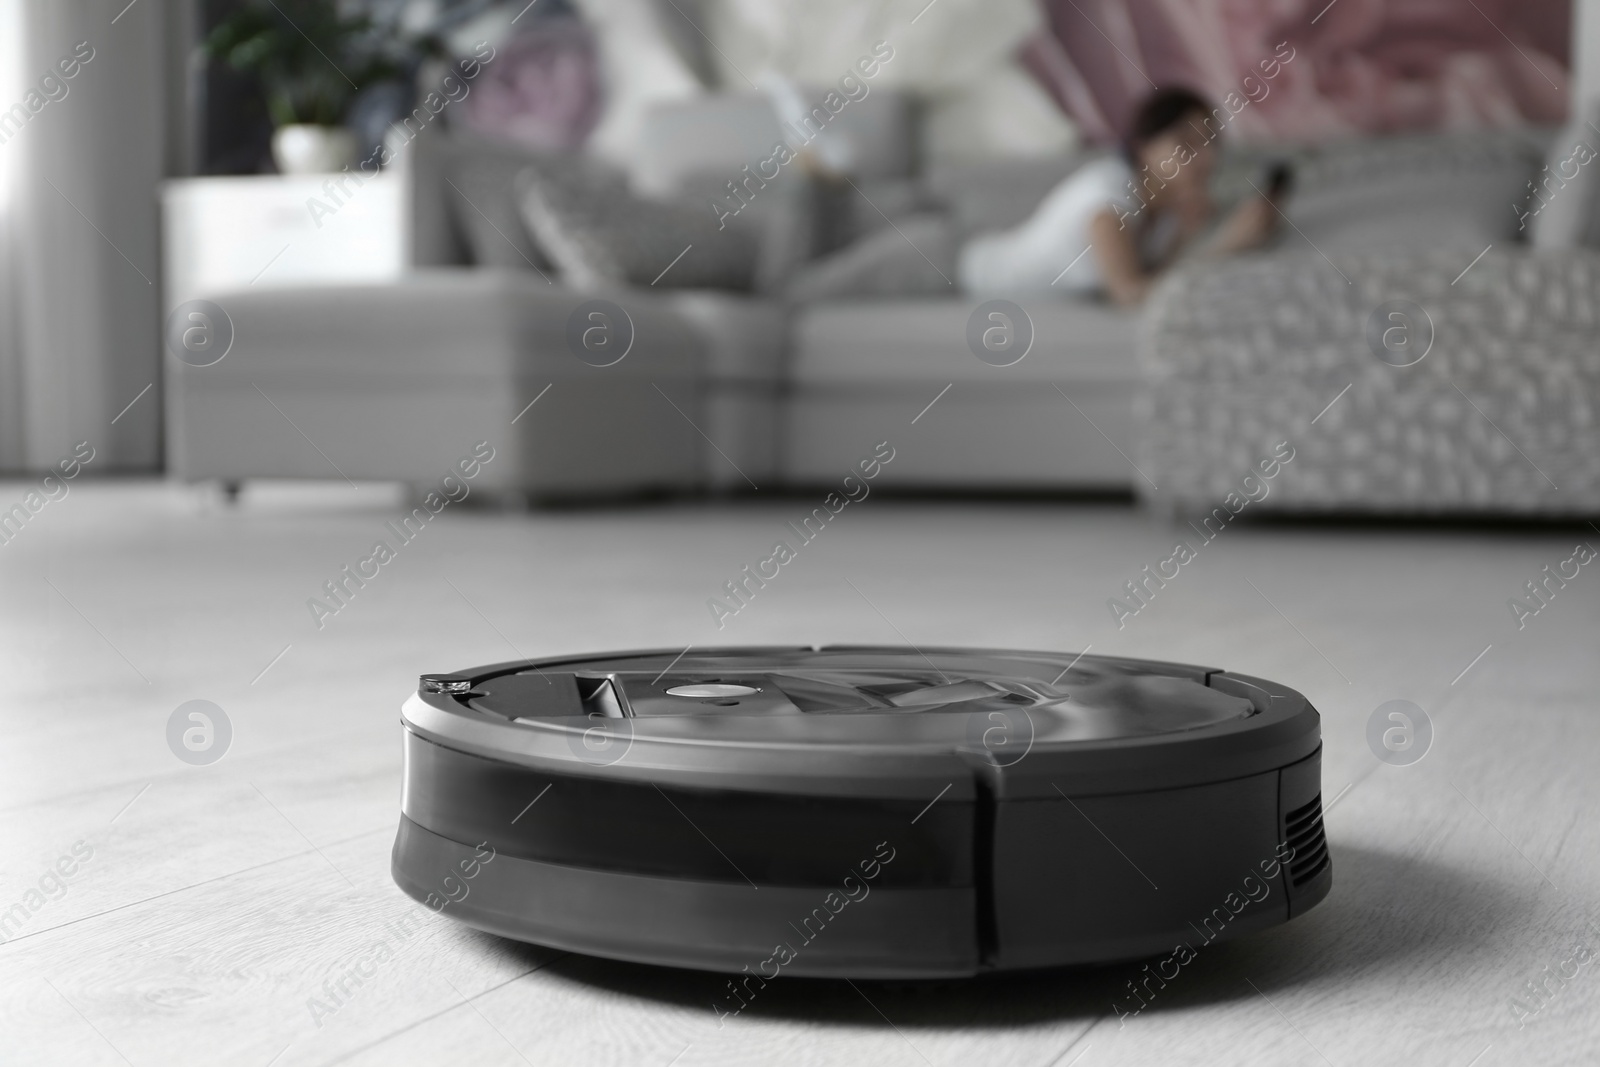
[958, 157, 1180, 297]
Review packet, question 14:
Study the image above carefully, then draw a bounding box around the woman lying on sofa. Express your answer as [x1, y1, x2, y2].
[958, 86, 1283, 306]
[786, 86, 1285, 308]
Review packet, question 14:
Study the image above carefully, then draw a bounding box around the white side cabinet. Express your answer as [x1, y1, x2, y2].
[162, 173, 404, 302]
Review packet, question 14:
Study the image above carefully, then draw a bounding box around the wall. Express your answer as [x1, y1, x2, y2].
[1030, 0, 1573, 143]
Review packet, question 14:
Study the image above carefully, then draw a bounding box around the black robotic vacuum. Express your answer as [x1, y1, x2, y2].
[393, 647, 1330, 978]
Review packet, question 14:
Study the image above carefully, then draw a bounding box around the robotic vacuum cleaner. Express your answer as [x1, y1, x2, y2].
[393, 647, 1330, 978]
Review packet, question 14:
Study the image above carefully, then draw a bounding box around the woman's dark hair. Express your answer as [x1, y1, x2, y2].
[1123, 87, 1213, 163]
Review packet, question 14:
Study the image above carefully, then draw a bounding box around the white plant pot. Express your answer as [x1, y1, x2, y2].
[271, 124, 357, 174]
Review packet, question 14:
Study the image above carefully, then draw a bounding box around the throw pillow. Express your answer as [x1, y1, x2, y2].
[445, 135, 627, 272]
[447, 148, 552, 272]
[516, 163, 761, 291]
[784, 213, 958, 302]
[668, 168, 818, 293]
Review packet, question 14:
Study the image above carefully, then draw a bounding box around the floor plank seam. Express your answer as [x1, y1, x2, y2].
[0, 824, 394, 954]
[1044, 1016, 1103, 1067]
[322, 954, 573, 1066]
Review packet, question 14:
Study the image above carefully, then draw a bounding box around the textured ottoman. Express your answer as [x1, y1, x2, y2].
[1137, 246, 1600, 516]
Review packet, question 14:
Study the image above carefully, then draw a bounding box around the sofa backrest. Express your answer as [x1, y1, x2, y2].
[404, 123, 470, 268]
[1283, 129, 1551, 254]
[632, 89, 919, 197]
[401, 102, 1553, 276]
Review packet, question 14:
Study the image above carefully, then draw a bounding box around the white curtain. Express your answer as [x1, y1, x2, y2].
[0, 0, 168, 473]
[0, 0, 26, 469]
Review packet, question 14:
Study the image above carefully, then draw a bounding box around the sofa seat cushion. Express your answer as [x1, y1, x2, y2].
[789, 296, 1139, 388]
[648, 292, 786, 490]
[659, 292, 787, 382]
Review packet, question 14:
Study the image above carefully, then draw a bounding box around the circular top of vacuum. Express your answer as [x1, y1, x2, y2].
[403, 646, 1319, 799]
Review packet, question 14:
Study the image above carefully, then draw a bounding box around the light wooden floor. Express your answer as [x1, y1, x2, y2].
[1, 481, 1597, 1066]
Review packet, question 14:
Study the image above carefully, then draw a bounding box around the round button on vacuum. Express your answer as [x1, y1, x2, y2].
[665, 683, 760, 698]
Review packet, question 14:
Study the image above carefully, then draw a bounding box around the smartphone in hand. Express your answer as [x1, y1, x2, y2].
[1265, 161, 1294, 201]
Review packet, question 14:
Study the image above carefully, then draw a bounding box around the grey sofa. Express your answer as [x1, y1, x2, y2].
[165, 92, 1142, 500]
[166, 94, 1568, 511]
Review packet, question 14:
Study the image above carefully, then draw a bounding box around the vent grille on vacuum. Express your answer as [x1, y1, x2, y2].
[1284, 795, 1329, 887]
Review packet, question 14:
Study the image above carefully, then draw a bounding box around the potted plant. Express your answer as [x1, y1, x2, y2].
[205, 0, 414, 173]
